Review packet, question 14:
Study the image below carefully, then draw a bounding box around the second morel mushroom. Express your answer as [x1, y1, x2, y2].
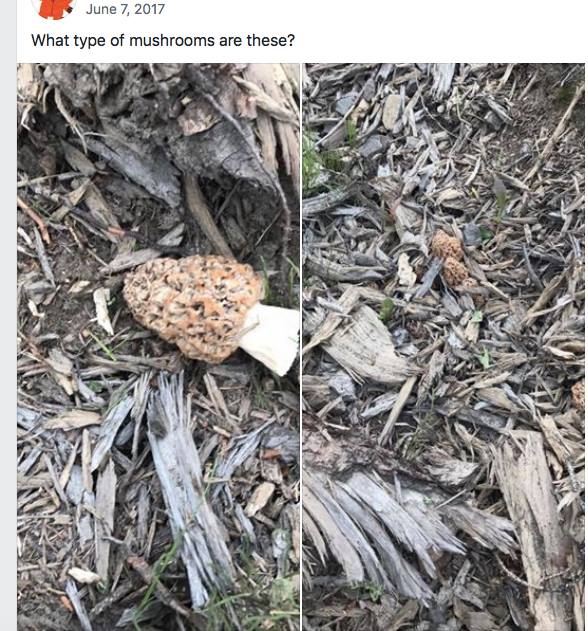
[123, 256, 300, 376]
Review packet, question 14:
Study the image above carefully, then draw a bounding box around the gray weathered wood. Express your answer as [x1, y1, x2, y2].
[495, 431, 571, 631]
[148, 373, 235, 607]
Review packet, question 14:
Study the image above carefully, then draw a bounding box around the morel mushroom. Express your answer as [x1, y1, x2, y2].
[571, 380, 584, 411]
[431, 229, 464, 260]
[442, 257, 469, 287]
[123, 256, 300, 376]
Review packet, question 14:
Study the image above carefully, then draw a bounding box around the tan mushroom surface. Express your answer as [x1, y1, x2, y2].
[431, 229, 464, 260]
[123, 255, 263, 364]
[430, 229, 480, 294]
[442, 257, 469, 287]
[571, 380, 584, 411]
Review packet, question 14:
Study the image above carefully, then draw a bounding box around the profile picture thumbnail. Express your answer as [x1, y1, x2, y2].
[32, 0, 76, 20]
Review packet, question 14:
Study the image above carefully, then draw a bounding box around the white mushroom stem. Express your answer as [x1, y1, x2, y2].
[238, 303, 300, 376]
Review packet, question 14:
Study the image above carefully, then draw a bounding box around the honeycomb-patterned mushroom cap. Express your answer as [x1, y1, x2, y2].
[442, 257, 469, 287]
[123, 256, 263, 363]
[431, 230, 464, 260]
[571, 380, 584, 411]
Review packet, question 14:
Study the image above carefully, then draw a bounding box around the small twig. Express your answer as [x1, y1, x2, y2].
[65, 579, 93, 631]
[525, 82, 585, 182]
[17, 171, 81, 188]
[378, 375, 418, 445]
[522, 245, 543, 290]
[32, 226, 56, 287]
[127, 554, 206, 628]
[184, 175, 234, 258]
[494, 552, 543, 590]
[54, 88, 88, 154]
[495, 553, 584, 593]
[17, 195, 51, 244]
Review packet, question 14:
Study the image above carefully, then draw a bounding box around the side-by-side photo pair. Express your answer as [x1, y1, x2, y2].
[17, 63, 584, 630]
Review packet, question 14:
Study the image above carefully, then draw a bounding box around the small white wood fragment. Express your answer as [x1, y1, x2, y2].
[68, 567, 102, 585]
[245, 482, 275, 517]
[69, 280, 91, 294]
[44, 410, 101, 431]
[93, 288, 114, 336]
[397, 253, 416, 287]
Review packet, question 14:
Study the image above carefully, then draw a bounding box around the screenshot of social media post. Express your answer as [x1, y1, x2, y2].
[14, 2, 586, 630]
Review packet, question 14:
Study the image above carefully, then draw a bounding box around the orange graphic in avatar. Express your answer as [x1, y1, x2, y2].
[39, 0, 74, 19]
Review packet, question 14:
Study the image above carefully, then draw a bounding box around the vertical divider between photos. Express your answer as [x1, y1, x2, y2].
[297, 61, 304, 626]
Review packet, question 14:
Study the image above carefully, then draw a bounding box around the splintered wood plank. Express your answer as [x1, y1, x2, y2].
[148, 373, 235, 607]
[495, 431, 571, 631]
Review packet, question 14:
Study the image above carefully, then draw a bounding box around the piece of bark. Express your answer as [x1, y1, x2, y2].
[93, 288, 114, 336]
[302, 184, 357, 218]
[239, 64, 300, 195]
[102, 248, 161, 274]
[301, 473, 365, 584]
[495, 431, 572, 631]
[414, 257, 443, 298]
[85, 136, 181, 208]
[302, 286, 361, 354]
[305, 254, 385, 282]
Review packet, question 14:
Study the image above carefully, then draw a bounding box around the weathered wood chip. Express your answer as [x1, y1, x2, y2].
[324, 305, 416, 384]
[44, 410, 101, 431]
[103, 248, 161, 274]
[94, 458, 117, 581]
[302, 472, 364, 583]
[93, 288, 114, 336]
[382, 94, 402, 130]
[90, 395, 133, 472]
[397, 252, 416, 287]
[245, 482, 275, 517]
[68, 567, 102, 585]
